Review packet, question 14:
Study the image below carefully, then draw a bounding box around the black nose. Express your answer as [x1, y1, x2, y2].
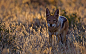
[50, 24, 52, 27]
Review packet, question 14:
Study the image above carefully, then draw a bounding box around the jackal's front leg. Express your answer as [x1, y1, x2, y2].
[49, 34, 52, 46]
[56, 28, 61, 43]
[56, 35, 60, 43]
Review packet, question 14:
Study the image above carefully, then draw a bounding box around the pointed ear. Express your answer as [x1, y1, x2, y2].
[54, 9, 59, 17]
[46, 8, 50, 17]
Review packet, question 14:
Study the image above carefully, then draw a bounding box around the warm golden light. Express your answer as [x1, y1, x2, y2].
[0, 0, 86, 54]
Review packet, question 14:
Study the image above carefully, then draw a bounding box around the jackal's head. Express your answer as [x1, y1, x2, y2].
[46, 8, 59, 28]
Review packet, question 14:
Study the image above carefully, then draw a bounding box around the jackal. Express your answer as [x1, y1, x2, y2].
[46, 8, 69, 45]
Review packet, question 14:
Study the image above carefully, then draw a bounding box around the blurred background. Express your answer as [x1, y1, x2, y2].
[0, 0, 86, 54]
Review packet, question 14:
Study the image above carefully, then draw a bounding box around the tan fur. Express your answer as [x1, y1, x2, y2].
[57, 19, 69, 44]
[46, 8, 69, 45]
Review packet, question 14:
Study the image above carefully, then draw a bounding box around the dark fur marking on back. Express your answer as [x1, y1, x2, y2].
[61, 16, 67, 28]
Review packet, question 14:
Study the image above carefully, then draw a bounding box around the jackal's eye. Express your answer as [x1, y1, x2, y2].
[53, 20, 57, 22]
[48, 20, 50, 21]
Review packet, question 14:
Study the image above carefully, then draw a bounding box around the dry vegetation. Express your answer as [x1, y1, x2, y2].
[0, 0, 86, 54]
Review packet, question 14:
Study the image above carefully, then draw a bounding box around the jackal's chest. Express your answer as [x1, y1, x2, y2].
[48, 27, 58, 32]
[48, 30, 59, 35]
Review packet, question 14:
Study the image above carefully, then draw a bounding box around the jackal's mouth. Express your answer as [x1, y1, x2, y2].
[47, 23, 56, 27]
[48, 27, 54, 28]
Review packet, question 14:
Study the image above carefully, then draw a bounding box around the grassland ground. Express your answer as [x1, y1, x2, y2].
[0, 0, 86, 54]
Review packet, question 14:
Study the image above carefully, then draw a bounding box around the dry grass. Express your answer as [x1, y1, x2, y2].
[0, 0, 86, 54]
